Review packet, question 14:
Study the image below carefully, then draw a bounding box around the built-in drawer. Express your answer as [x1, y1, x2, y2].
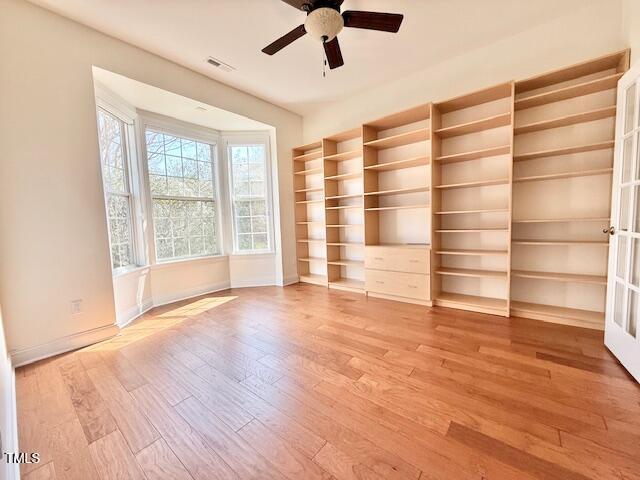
[365, 246, 430, 274]
[365, 269, 430, 300]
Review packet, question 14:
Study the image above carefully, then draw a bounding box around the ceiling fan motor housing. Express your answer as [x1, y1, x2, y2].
[304, 7, 344, 42]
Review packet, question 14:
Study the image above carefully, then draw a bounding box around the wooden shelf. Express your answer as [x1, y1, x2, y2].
[436, 229, 508, 233]
[327, 259, 364, 268]
[516, 50, 628, 94]
[512, 217, 609, 224]
[299, 274, 327, 286]
[513, 141, 614, 162]
[435, 209, 509, 215]
[329, 278, 365, 292]
[326, 205, 362, 210]
[435, 178, 509, 190]
[436, 267, 507, 279]
[295, 186, 324, 193]
[512, 239, 608, 246]
[294, 167, 323, 176]
[435, 145, 511, 164]
[293, 150, 323, 162]
[295, 199, 324, 205]
[326, 224, 363, 228]
[325, 127, 361, 143]
[514, 106, 616, 135]
[324, 150, 362, 162]
[510, 301, 604, 330]
[511, 270, 606, 285]
[364, 128, 430, 150]
[513, 168, 612, 183]
[296, 221, 323, 225]
[365, 156, 430, 171]
[365, 186, 430, 197]
[327, 242, 364, 247]
[297, 239, 325, 243]
[326, 193, 362, 201]
[436, 83, 513, 113]
[325, 172, 362, 181]
[434, 292, 508, 315]
[366, 103, 430, 130]
[298, 257, 326, 263]
[294, 140, 322, 152]
[515, 73, 623, 110]
[366, 204, 430, 211]
[436, 249, 508, 256]
[434, 113, 511, 138]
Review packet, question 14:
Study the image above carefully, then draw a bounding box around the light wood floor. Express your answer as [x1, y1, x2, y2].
[16, 284, 640, 480]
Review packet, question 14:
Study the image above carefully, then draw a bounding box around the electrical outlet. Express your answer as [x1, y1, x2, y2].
[70, 299, 83, 315]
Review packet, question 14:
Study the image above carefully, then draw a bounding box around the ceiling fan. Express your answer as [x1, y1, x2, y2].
[262, 0, 404, 70]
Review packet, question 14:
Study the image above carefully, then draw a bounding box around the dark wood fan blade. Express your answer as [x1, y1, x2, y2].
[262, 25, 307, 55]
[280, 0, 312, 11]
[323, 37, 344, 70]
[342, 11, 404, 33]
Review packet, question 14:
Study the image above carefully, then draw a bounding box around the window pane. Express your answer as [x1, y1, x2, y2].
[97, 109, 135, 270]
[617, 236, 628, 280]
[632, 238, 640, 288]
[628, 289, 638, 338]
[620, 186, 631, 232]
[152, 199, 218, 261]
[229, 143, 271, 253]
[625, 83, 636, 135]
[615, 282, 626, 327]
[622, 136, 634, 184]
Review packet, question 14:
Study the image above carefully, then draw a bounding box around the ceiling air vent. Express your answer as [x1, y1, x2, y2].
[206, 57, 235, 72]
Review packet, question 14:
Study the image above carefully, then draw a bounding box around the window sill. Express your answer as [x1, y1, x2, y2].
[153, 254, 228, 270]
[112, 265, 150, 279]
[230, 251, 276, 259]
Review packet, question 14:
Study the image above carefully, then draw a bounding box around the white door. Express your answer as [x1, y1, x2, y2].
[605, 61, 640, 383]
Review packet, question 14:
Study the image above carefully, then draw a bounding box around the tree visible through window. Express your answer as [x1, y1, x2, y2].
[145, 129, 219, 261]
[97, 109, 135, 270]
[229, 144, 271, 252]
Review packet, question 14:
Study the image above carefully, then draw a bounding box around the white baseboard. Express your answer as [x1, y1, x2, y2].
[10, 324, 119, 368]
[152, 281, 232, 308]
[230, 278, 277, 288]
[116, 298, 154, 329]
[282, 274, 299, 286]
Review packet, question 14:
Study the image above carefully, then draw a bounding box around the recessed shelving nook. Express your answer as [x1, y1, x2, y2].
[510, 50, 629, 329]
[292, 49, 629, 329]
[431, 83, 515, 317]
[293, 140, 327, 286]
[323, 128, 365, 293]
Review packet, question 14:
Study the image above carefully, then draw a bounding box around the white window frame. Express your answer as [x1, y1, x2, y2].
[95, 90, 145, 274]
[224, 132, 275, 255]
[137, 111, 225, 264]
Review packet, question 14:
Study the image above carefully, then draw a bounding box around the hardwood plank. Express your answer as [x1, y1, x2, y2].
[175, 396, 287, 479]
[22, 462, 56, 480]
[86, 364, 160, 453]
[135, 438, 194, 480]
[130, 384, 237, 480]
[59, 358, 118, 444]
[237, 419, 332, 480]
[446, 422, 591, 480]
[313, 442, 385, 480]
[88, 430, 146, 480]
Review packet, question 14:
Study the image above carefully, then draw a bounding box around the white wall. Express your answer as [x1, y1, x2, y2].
[0, 306, 18, 480]
[303, 2, 627, 141]
[0, 0, 302, 364]
[623, 0, 640, 66]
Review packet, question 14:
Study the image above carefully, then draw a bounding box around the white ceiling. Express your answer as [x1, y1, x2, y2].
[31, 0, 600, 115]
[93, 67, 272, 131]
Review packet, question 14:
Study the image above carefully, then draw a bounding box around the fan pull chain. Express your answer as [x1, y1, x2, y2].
[322, 39, 327, 78]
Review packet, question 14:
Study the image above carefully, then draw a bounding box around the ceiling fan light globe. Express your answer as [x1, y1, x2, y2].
[304, 7, 344, 42]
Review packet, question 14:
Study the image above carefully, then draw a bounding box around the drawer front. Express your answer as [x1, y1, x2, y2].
[366, 269, 430, 300]
[365, 246, 430, 274]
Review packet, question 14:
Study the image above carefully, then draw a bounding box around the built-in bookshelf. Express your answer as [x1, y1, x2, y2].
[511, 50, 629, 329]
[293, 140, 327, 286]
[431, 83, 514, 317]
[323, 128, 365, 293]
[292, 50, 629, 329]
